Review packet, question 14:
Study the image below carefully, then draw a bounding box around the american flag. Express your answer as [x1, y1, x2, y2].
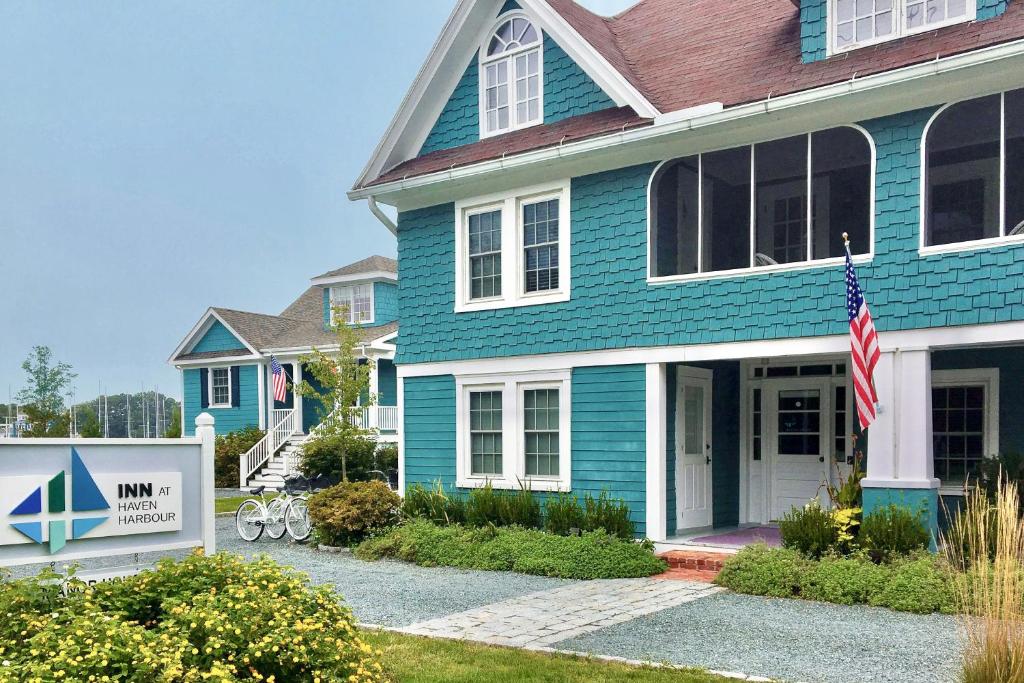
[845, 243, 880, 430]
[271, 356, 288, 403]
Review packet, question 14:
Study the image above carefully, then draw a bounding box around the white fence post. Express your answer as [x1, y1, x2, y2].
[196, 413, 216, 556]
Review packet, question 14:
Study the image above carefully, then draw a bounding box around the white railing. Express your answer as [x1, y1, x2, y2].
[351, 405, 399, 432]
[239, 409, 297, 487]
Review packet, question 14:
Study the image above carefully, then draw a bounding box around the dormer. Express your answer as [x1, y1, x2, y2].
[310, 256, 398, 328]
[801, 0, 1010, 62]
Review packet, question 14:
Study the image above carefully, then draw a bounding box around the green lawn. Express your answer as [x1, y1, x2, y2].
[362, 630, 733, 683]
[215, 495, 250, 514]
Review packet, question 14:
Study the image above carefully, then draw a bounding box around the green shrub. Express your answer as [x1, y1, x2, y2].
[779, 500, 839, 558]
[868, 553, 955, 614]
[403, 481, 466, 525]
[978, 452, 1024, 511]
[376, 443, 399, 474]
[308, 480, 402, 546]
[582, 491, 635, 540]
[300, 434, 379, 481]
[214, 425, 264, 488]
[799, 553, 888, 605]
[860, 504, 931, 561]
[545, 492, 585, 535]
[0, 553, 384, 682]
[714, 544, 808, 598]
[355, 519, 666, 580]
[464, 483, 542, 529]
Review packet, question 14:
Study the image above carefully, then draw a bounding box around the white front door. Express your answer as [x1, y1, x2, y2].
[676, 367, 713, 530]
[766, 379, 831, 520]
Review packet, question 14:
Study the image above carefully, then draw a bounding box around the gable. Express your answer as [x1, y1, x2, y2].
[192, 320, 247, 353]
[419, 27, 617, 156]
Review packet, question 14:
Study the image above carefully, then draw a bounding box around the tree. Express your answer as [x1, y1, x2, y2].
[16, 346, 76, 437]
[165, 409, 182, 438]
[294, 303, 375, 481]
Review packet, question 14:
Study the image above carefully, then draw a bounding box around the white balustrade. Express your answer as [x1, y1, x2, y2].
[238, 408, 297, 488]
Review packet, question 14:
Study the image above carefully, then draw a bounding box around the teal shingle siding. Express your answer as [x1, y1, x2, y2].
[395, 108, 1024, 365]
[377, 359, 398, 407]
[401, 366, 648, 535]
[322, 288, 330, 329]
[571, 365, 647, 535]
[183, 365, 260, 436]
[403, 376, 458, 488]
[803, 0, 1009, 62]
[192, 321, 247, 353]
[373, 282, 399, 324]
[932, 347, 1024, 454]
[543, 35, 615, 124]
[419, 55, 480, 156]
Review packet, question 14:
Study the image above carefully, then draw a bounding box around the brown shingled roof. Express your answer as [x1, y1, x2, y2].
[313, 255, 397, 280]
[361, 0, 1024, 188]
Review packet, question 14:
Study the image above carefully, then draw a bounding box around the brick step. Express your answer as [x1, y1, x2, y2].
[657, 550, 731, 572]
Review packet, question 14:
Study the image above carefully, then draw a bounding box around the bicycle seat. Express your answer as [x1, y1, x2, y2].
[249, 486, 265, 495]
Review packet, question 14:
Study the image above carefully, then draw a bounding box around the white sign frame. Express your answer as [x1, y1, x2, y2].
[0, 414, 216, 567]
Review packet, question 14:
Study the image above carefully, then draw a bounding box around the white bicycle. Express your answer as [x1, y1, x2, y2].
[235, 474, 323, 542]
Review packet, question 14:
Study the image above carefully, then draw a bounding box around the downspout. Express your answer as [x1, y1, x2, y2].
[367, 196, 398, 236]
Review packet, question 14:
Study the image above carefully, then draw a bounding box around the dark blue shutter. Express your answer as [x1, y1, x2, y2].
[199, 368, 209, 409]
[230, 366, 240, 408]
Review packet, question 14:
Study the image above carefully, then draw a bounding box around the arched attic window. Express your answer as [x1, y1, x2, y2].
[480, 15, 542, 137]
[649, 126, 873, 278]
[923, 88, 1024, 248]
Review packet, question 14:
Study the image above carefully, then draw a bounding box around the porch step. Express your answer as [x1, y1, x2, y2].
[658, 550, 731, 573]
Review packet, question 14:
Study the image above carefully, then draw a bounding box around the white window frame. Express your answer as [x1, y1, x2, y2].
[647, 126, 876, 284]
[455, 180, 571, 312]
[329, 284, 375, 325]
[828, 0, 976, 55]
[479, 12, 544, 139]
[931, 368, 1000, 495]
[456, 370, 571, 492]
[919, 90, 1024, 255]
[209, 367, 232, 408]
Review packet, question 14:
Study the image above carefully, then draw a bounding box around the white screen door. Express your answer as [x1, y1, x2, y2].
[676, 367, 713, 530]
[766, 378, 831, 520]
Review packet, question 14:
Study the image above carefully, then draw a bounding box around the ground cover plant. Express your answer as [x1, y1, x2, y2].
[355, 518, 667, 579]
[364, 629, 733, 683]
[0, 552, 384, 682]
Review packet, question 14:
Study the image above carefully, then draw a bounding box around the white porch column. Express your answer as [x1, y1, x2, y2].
[861, 348, 940, 537]
[256, 360, 266, 430]
[645, 363, 668, 542]
[369, 357, 379, 430]
[293, 363, 303, 434]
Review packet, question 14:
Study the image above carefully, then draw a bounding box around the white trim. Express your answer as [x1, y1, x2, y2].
[168, 308, 261, 363]
[351, 0, 658, 191]
[919, 89, 1024, 254]
[931, 367, 1000, 494]
[329, 284, 376, 325]
[647, 125, 876, 282]
[208, 367, 232, 409]
[310, 270, 397, 287]
[257, 359, 266, 430]
[350, 38, 1024, 205]
[455, 369, 571, 491]
[397, 321, 1024, 379]
[397, 376, 406, 496]
[479, 12, 544, 139]
[828, 0, 976, 57]
[454, 179, 571, 312]
[173, 353, 260, 368]
[645, 363, 667, 541]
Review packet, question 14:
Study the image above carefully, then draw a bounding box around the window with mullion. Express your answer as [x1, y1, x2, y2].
[524, 388, 559, 477]
[211, 368, 230, 406]
[932, 385, 986, 483]
[470, 391, 503, 476]
[523, 198, 560, 293]
[468, 210, 502, 299]
[906, 0, 970, 30]
[835, 0, 894, 50]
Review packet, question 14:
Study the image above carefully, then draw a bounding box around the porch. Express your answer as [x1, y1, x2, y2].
[644, 341, 1023, 543]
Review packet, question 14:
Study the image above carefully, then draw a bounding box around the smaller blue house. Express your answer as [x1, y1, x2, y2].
[169, 256, 399, 487]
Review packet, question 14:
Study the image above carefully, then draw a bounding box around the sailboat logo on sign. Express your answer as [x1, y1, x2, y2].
[8, 448, 110, 554]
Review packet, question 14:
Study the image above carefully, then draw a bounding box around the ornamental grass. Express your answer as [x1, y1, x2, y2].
[944, 476, 1024, 683]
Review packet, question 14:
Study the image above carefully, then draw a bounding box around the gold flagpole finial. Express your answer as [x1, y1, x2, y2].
[842, 232, 850, 250]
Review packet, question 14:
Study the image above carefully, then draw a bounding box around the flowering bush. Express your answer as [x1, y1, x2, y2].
[0, 552, 385, 682]
[308, 480, 402, 547]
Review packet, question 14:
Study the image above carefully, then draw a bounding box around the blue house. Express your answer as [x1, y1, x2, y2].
[348, 0, 1024, 542]
[170, 256, 399, 487]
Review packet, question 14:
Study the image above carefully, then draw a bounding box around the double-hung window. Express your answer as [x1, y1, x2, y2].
[456, 181, 570, 311]
[210, 367, 231, 407]
[457, 371, 571, 491]
[330, 284, 374, 324]
[481, 15, 542, 137]
[832, 0, 974, 53]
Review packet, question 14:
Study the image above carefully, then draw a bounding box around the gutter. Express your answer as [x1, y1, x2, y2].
[367, 196, 398, 235]
[348, 37, 1024, 202]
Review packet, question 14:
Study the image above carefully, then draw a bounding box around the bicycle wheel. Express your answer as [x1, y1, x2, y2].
[285, 498, 312, 542]
[235, 500, 264, 541]
[263, 496, 288, 539]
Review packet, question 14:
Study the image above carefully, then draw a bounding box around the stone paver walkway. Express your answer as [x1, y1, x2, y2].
[400, 577, 722, 648]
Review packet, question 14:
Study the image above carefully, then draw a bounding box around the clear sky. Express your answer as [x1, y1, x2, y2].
[0, 0, 636, 403]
